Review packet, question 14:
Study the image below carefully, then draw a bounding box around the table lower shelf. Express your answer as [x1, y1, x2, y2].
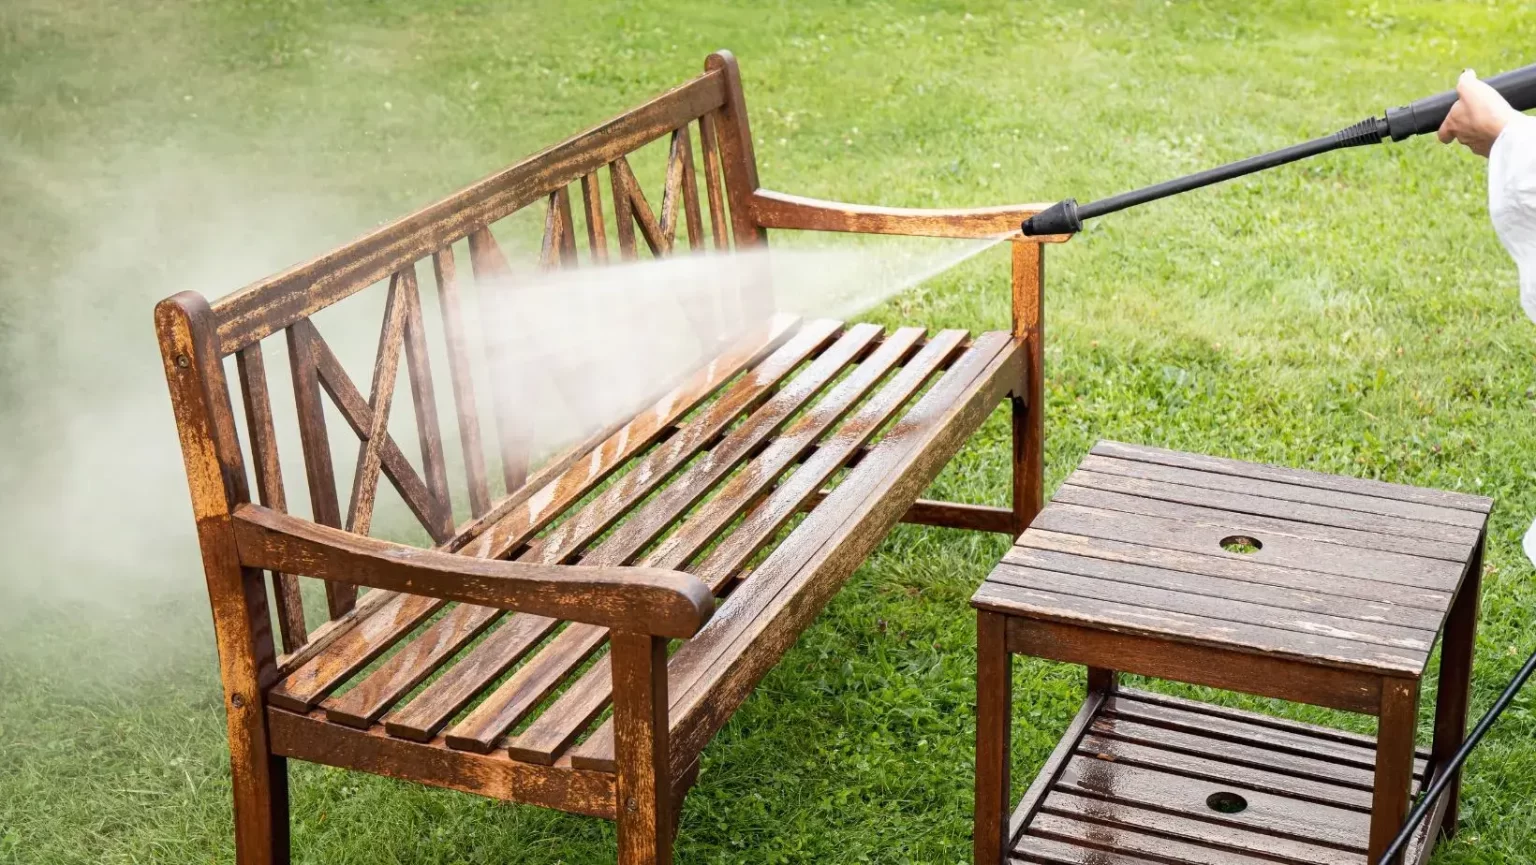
[1007, 688, 1441, 865]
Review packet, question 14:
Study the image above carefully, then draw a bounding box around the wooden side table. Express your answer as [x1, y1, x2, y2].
[973, 441, 1490, 865]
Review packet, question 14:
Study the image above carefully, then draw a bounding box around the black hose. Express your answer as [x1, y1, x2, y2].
[1376, 645, 1536, 864]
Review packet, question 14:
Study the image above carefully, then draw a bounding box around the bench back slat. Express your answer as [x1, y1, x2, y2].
[162, 53, 768, 661]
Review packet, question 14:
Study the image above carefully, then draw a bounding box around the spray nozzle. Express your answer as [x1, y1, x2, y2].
[1021, 198, 1082, 237]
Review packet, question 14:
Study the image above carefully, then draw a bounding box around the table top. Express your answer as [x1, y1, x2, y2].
[973, 440, 1491, 678]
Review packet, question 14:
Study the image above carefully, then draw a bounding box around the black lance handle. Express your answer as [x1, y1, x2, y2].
[1023, 62, 1536, 237]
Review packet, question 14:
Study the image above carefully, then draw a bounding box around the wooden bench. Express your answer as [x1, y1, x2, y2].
[156, 51, 1066, 864]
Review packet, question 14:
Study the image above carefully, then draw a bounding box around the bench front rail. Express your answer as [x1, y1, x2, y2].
[157, 49, 1063, 865]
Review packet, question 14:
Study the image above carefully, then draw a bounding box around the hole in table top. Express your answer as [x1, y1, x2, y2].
[1206, 791, 1248, 814]
[1219, 535, 1262, 555]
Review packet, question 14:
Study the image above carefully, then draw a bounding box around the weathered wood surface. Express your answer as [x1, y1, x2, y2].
[1001, 688, 1444, 865]
[750, 189, 1061, 240]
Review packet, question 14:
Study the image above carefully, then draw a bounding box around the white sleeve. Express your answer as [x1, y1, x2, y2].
[1488, 114, 1536, 323]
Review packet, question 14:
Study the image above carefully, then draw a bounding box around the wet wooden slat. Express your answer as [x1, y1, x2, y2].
[1002, 544, 1441, 631]
[380, 612, 556, 741]
[1066, 468, 1480, 548]
[676, 126, 705, 250]
[1077, 453, 1485, 529]
[1013, 530, 1451, 613]
[346, 272, 411, 536]
[580, 173, 609, 263]
[268, 592, 447, 711]
[505, 326, 923, 764]
[467, 226, 528, 493]
[447, 324, 881, 754]
[697, 113, 729, 250]
[1028, 503, 1463, 591]
[987, 563, 1434, 651]
[1054, 756, 1370, 851]
[235, 343, 308, 651]
[571, 333, 1017, 772]
[431, 246, 492, 517]
[285, 321, 354, 618]
[1091, 440, 1491, 514]
[1051, 484, 1471, 563]
[973, 577, 1428, 676]
[1011, 834, 1165, 865]
[399, 266, 454, 535]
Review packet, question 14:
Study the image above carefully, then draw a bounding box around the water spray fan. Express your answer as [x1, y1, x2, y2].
[1022, 62, 1536, 237]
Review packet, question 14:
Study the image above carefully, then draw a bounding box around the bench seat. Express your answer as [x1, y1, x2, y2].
[260, 318, 1020, 795]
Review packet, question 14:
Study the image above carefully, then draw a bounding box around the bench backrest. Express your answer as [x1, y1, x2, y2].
[156, 52, 763, 665]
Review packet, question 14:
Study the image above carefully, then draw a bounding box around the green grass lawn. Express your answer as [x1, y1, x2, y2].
[5, 0, 1536, 862]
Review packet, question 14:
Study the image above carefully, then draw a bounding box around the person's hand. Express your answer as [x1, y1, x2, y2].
[1438, 68, 1520, 158]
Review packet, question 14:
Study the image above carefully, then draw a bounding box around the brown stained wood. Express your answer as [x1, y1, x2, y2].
[524, 319, 843, 566]
[1012, 239, 1044, 534]
[444, 623, 608, 753]
[1051, 483, 1471, 563]
[658, 128, 688, 247]
[297, 318, 453, 543]
[988, 563, 1433, 652]
[1104, 691, 1428, 777]
[612, 632, 672, 865]
[212, 70, 728, 354]
[1040, 791, 1361, 865]
[1029, 502, 1463, 591]
[697, 113, 730, 250]
[1014, 530, 1452, 614]
[267, 590, 448, 712]
[285, 320, 355, 619]
[1431, 538, 1482, 835]
[612, 157, 668, 256]
[1004, 616, 1382, 714]
[676, 126, 705, 250]
[1091, 440, 1492, 514]
[267, 707, 616, 819]
[1065, 468, 1481, 548]
[382, 612, 557, 741]
[431, 247, 492, 517]
[1077, 453, 1486, 530]
[459, 316, 818, 561]
[1055, 756, 1370, 852]
[156, 293, 287, 862]
[234, 503, 713, 639]
[345, 271, 410, 537]
[235, 343, 308, 652]
[689, 330, 967, 588]
[580, 173, 609, 263]
[400, 267, 454, 537]
[1007, 691, 1109, 846]
[975, 578, 1428, 677]
[751, 189, 1057, 240]
[1075, 732, 1375, 810]
[976, 610, 1012, 865]
[538, 187, 577, 269]
[1002, 544, 1441, 632]
[1010, 834, 1167, 865]
[589, 323, 885, 570]
[572, 333, 1019, 773]
[1088, 714, 1378, 790]
[610, 158, 638, 260]
[1372, 678, 1420, 864]
[322, 603, 502, 728]
[703, 52, 764, 248]
[275, 587, 399, 676]
[507, 327, 925, 765]
[467, 226, 529, 493]
[1026, 811, 1292, 865]
[647, 327, 925, 574]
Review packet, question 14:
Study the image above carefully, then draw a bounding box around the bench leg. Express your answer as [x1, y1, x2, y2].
[1009, 239, 1045, 536]
[1432, 535, 1482, 839]
[975, 611, 1012, 865]
[613, 632, 674, 865]
[230, 749, 289, 865]
[1370, 677, 1420, 865]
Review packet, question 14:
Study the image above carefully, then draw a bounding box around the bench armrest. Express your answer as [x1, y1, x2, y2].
[231, 504, 714, 638]
[749, 189, 1071, 241]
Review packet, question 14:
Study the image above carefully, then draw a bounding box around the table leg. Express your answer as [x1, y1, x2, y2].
[975, 610, 1012, 865]
[1431, 536, 1483, 839]
[1371, 677, 1421, 865]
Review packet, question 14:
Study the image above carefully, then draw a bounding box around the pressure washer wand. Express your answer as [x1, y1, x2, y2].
[1022, 62, 1536, 236]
